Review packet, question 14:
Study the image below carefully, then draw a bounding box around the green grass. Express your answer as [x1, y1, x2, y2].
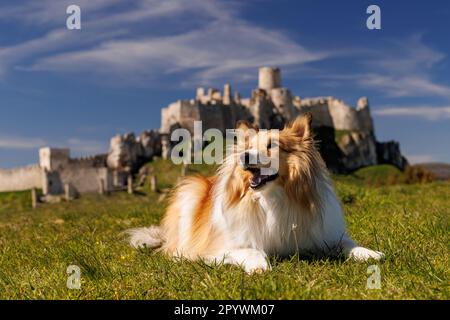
[332, 164, 402, 186]
[0, 162, 448, 299]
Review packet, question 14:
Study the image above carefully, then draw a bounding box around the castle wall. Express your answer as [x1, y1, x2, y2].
[328, 99, 361, 131]
[0, 165, 43, 192]
[198, 103, 253, 132]
[299, 97, 371, 132]
[161, 101, 182, 134]
[198, 104, 228, 132]
[161, 100, 201, 134]
[249, 99, 273, 129]
[161, 97, 254, 136]
[270, 88, 297, 120]
[43, 164, 112, 195]
[338, 132, 378, 169]
[298, 98, 335, 128]
[356, 97, 374, 133]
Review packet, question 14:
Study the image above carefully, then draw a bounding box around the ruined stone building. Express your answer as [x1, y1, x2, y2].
[0, 131, 161, 196]
[160, 67, 407, 173]
[0, 66, 407, 196]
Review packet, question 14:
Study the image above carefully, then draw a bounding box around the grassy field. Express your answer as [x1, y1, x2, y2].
[0, 160, 448, 299]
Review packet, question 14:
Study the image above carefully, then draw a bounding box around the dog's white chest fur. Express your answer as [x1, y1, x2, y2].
[214, 182, 345, 257]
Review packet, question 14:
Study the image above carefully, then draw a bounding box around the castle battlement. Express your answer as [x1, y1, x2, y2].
[160, 67, 374, 134]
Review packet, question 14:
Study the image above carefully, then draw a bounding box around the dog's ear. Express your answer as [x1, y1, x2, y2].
[235, 120, 258, 132]
[285, 112, 312, 138]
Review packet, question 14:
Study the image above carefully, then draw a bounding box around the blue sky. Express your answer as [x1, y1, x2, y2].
[1, 0, 449, 168]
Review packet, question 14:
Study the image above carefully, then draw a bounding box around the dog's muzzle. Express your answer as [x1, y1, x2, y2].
[239, 151, 278, 189]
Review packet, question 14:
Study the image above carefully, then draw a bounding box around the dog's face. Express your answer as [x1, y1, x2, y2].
[225, 113, 322, 209]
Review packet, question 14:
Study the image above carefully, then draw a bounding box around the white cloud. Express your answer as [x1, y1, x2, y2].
[0, 134, 106, 155]
[374, 106, 450, 121]
[1, 1, 448, 100]
[0, 136, 47, 149]
[311, 35, 450, 99]
[358, 74, 450, 98]
[358, 35, 450, 98]
[0, 0, 327, 85]
[30, 20, 326, 85]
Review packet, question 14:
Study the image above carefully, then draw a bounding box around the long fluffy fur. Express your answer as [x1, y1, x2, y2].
[128, 113, 384, 272]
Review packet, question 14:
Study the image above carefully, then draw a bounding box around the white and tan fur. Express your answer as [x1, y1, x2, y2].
[128, 113, 384, 273]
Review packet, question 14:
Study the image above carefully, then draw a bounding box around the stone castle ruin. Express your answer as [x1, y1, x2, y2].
[160, 67, 407, 173]
[0, 67, 407, 197]
[0, 131, 161, 197]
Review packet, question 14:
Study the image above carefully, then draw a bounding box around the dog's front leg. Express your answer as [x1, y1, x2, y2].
[207, 248, 271, 273]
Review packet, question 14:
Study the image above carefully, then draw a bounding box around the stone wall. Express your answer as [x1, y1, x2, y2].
[338, 132, 378, 170]
[0, 165, 43, 192]
[107, 130, 161, 172]
[299, 97, 373, 133]
[270, 87, 297, 120]
[43, 166, 112, 195]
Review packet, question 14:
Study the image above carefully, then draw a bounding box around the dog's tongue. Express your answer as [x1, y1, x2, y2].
[250, 172, 264, 189]
[250, 170, 278, 189]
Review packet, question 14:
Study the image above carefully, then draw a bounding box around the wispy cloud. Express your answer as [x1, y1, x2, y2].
[30, 21, 326, 85]
[0, 0, 327, 85]
[0, 134, 106, 155]
[311, 34, 450, 99]
[374, 106, 450, 121]
[1, 1, 449, 100]
[0, 136, 47, 149]
[358, 74, 450, 98]
[358, 35, 450, 98]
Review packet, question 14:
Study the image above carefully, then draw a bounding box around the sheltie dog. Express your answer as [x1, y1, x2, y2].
[128, 113, 384, 273]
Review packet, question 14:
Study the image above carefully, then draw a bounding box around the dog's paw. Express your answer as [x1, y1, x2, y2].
[349, 247, 385, 262]
[127, 226, 164, 249]
[241, 252, 272, 274]
[243, 259, 271, 274]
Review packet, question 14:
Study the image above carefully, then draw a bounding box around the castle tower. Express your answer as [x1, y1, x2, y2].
[39, 147, 70, 171]
[356, 97, 374, 133]
[223, 83, 232, 105]
[196, 87, 205, 101]
[207, 88, 213, 101]
[234, 91, 241, 105]
[258, 67, 281, 91]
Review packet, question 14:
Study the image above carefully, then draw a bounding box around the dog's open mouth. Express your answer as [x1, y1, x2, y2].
[247, 167, 279, 189]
